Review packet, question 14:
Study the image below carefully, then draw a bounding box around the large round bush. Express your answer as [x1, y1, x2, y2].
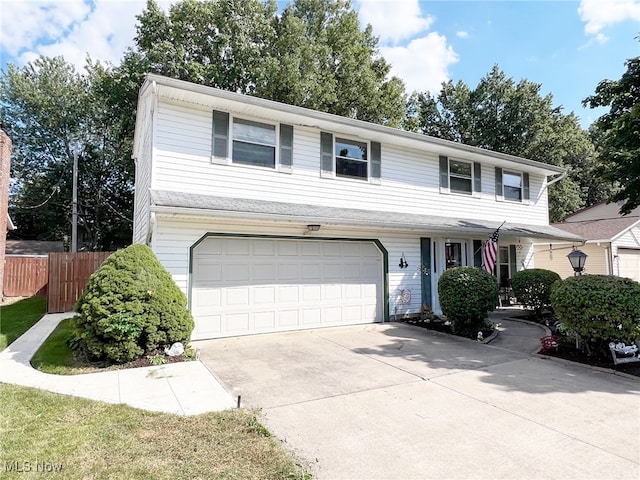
[511, 268, 561, 317]
[550, 275, 640, 357]
[75, 244, 194, 363]
[438, 267, 499, 337]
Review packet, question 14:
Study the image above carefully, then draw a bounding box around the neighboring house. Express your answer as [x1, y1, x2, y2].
[4, 240, 65, 256]
[132, 74, 581, 340]
[534, 202, 640, 280]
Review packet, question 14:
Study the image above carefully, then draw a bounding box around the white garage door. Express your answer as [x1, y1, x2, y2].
[618, 249, 640, 282]
[191, 237, 383, 339]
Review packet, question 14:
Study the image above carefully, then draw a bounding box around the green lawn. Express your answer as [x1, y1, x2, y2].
[0, 296, 47, 351]
[30, 317, 93, 375]
[0, 383, 310, 479]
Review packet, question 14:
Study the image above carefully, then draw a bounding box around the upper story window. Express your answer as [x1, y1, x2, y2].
[503, 171, 522, 201]
[439, 155, 481, 195]
[320, 132, 381, 183]
[232, 119, 276, 168]
[449, 159, 473, 194]
[495, 167, 529, 203]
[335, 137, 368, 180]
[211, 110, 293, 173]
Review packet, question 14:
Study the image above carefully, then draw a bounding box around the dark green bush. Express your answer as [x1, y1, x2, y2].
[550, 275, 640, 358]
[511, 268, 561, 317]
[75, 244, 194, 363]
[438, 267, 499, 337]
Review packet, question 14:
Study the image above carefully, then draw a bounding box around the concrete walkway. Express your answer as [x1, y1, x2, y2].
[487, 307, 548, 353]
[0, 313, 235, 415]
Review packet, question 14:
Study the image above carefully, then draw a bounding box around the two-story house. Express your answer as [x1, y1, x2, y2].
[132, 74, 581, 340]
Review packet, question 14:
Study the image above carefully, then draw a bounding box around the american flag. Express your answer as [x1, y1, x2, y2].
[482, 226, 502, 274]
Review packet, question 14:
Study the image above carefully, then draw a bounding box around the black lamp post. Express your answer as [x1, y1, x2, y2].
[567, 249, 588, 276]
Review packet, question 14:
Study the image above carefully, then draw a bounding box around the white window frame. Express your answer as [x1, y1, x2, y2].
[449, 158, 473, 195]
[334, 136, 369, 181]
[230, 116, 278, 170]
[502, 170, 523, 202]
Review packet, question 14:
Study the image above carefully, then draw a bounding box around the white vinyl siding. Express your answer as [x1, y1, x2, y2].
[132, 93, 154, 244]
[151, 103, 551, 226]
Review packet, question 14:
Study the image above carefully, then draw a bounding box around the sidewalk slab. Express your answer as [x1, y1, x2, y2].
[0, 313, 235, 415]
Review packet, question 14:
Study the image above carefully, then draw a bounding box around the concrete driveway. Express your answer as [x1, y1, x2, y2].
[196, 323, 640, 480]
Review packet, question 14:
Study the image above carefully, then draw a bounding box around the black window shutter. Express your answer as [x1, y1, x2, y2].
[439, 156, 449, 188]
[370, 141, 381, 180]
[523, 172, 530, 200]
[211, 110, 229, 159]
[279, 124, 293, 171]
[495, 167, 503, 196]
[320, 132, 334, 175]
[473, 162, 481, 192]
[473, 239, 483, 267]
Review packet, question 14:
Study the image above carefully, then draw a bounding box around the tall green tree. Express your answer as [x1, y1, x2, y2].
[0, 56, 132, 249]
[406, 66, 608, 222]
[584, 54, 640, 215]
[261, 0, 406, 125]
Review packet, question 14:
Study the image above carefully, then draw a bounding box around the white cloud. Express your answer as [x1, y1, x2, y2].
[456, 31, 469, 39]
[381, 33, 459, 94]
[356, 0, 433, 45]
[1, 0, 174, 70]
[578, 0, 640, 35]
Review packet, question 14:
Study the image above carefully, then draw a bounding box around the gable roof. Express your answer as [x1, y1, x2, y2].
[150, 190, 583, 242]
[552, 201, 640, 242]
[564, 201, 640, 222]
[551, 217, 640, 242]
[136, 74, 567, 179]
[5, 240, 64, 256]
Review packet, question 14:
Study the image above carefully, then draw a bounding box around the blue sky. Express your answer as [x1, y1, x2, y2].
[1, 0, 639, 128]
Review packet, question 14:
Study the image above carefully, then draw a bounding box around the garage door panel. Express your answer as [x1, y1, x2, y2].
[279, 310, 300, 327]
[226, 239, 250, 255]
[278, 263, 299, 280]
[226, 288, 249, 306]
[278, 285, 299, 303]
[224, 313, 250, 333]
[618, 249, 640, 282]
[254, 286, 276, 304]
[253, 240, 276, 256]
[192, 238, 383, 339]
[253, 311, 276, 330]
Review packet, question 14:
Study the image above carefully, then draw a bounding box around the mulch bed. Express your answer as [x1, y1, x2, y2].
[540, 345, 640, 378]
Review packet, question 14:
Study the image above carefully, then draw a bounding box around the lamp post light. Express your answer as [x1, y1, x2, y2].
[567, 249, 588, 276]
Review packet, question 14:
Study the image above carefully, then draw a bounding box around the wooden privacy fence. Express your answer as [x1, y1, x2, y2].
[47, 252, 113, 313]
[3, 256, 49, 297]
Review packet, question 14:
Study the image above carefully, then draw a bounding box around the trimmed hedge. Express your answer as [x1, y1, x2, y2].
[511, 268, 561, 317]
[550, 275, 640, 357]
[438, 267, 499, 337]
[75, 244, 194, 363]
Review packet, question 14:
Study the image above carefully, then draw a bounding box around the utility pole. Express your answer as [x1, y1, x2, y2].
[72, 149, 78, 252]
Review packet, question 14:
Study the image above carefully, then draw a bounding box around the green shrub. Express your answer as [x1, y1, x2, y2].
[550, 275, 640, 358]
[438, 267, 499, 337]
[511, 268, 561, 317]
[75, 244, 194, 364]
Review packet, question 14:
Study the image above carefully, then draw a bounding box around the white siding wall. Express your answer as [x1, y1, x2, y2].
[612, 225, 640, 276]
[151, 102, 551, 226]
[152, 215, 491, 317]
[132, 93, 154, 244]
[533, 243, 610, 279]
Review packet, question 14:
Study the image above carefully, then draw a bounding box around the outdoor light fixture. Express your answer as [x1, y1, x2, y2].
[306, 224, 321, 232]
[399, 252, 408, 269]
[567, 248, 588, 276]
